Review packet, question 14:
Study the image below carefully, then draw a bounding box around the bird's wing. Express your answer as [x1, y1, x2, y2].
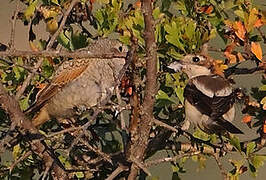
[185, 75, 235, 116]
[184, 75, 243, 134]
[25, 59, 89, 114]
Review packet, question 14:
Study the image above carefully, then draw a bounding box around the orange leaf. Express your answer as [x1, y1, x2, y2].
[36, 83, 47, 89]
[224, 43, 236, 54]
[234, 21, 246, 41]
[242, 114, 252, 123]
[251, 42, 262, 61]
[200, 5, 213, 14]
[224, 51, 237, 64]
[212, 60, 228, 77]
[254, 18, 264, 28]
[237, 52, 245, 62]
[134, 1, 141, 8]
[263, 121, 266, 134]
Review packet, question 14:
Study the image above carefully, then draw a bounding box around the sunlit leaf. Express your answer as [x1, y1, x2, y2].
[246, 142, 256, 156]
[246, 8, 259, 32]
[212, 60, 228, 76]
[229, 135, 241, 151]
[260, 96, 266, 111]
[259, 85, 266, 91]
[24, 0, 39, 21]
[46, 18, 58, 34]
[12, 144, 21, 159]
[234, 21, 246, 41]
[251, 42, 262, 61]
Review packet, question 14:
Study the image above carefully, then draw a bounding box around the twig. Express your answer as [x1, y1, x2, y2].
[0, 50, 127, 59]
[212, 154, 228, 180]
[224, 64, 264, 78]
[153, 119, 179, 133]
[79, 138, 113, 164]
[9, 151, 32, 172]
[145, 152, 201, 167]
[9, 3, 19, 50]
[106, 165, 128, 180]
[15, 57, 43, 100]
[46, 126, 82, 138]
[131, 157, 151, 176]
[46, 0, 80, 49]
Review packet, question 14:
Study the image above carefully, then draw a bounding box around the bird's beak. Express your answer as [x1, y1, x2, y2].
[167, 61, 184, 73]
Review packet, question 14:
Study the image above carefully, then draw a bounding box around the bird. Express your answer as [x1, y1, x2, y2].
[25, 39, 128, 127]
[168, 54, 243, 135]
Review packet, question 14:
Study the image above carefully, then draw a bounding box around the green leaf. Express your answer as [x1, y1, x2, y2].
[153, 7, 161, 20]
[24, 0, 39, 21]
[251, 155, 266, 169]
[234, 10, 245, 20]
[156, 90, 176, 104]
[57, 32, 70, 50]
[246, 142, 256, 156]
[259, 85, 266, 91]
[229, 135, 241, 152]
[75, 172, 84, 179]
[174, 87, 184, 104]
[193, 128, 210, 141]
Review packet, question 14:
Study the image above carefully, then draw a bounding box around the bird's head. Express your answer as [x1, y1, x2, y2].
[168, 54, 213, 79]
[87, 38, 128, 55]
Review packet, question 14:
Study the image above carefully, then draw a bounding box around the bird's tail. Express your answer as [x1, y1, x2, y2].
[216, 117, 244, 134]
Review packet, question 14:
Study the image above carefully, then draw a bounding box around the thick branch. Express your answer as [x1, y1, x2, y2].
[127, 0, 157, 179]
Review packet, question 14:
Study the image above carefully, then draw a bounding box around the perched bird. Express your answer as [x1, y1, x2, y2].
[25, 39, 128, 127]
[168, 54, 243, 135]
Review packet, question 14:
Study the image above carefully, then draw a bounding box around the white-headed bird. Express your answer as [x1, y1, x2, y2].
[168, 54, 243, 135]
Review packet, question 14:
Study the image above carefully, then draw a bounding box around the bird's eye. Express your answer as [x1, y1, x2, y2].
[192, 56, 200, 63]
[118, 46, 123, 52]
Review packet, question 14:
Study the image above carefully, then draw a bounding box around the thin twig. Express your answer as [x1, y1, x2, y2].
[9, 3, 19, 50]
[153, 119, 179, 133]
[145, 152, 201, 167]
[131, 157, 151, 176]
[106, 165, 128, 180]
[79, 138, 113, 164]
[212, 154, 228, 180]
[9, 151, 32, 172]
[15, 57, 43, 100]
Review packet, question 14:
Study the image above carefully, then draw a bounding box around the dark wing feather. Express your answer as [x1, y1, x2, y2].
[184, 77, 243, 134]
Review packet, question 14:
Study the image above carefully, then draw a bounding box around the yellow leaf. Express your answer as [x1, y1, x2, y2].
[261, 96, 266, 110]
[251, 42, 262, 61]
[29, 41, 40, 52]
[46, 18, 58, 34]
[13, 144, 21, 159]
[246, 8, 259, 32]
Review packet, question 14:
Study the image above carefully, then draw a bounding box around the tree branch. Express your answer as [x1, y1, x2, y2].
[0, 83, 68, 179]
[127, 0, 157, 179]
